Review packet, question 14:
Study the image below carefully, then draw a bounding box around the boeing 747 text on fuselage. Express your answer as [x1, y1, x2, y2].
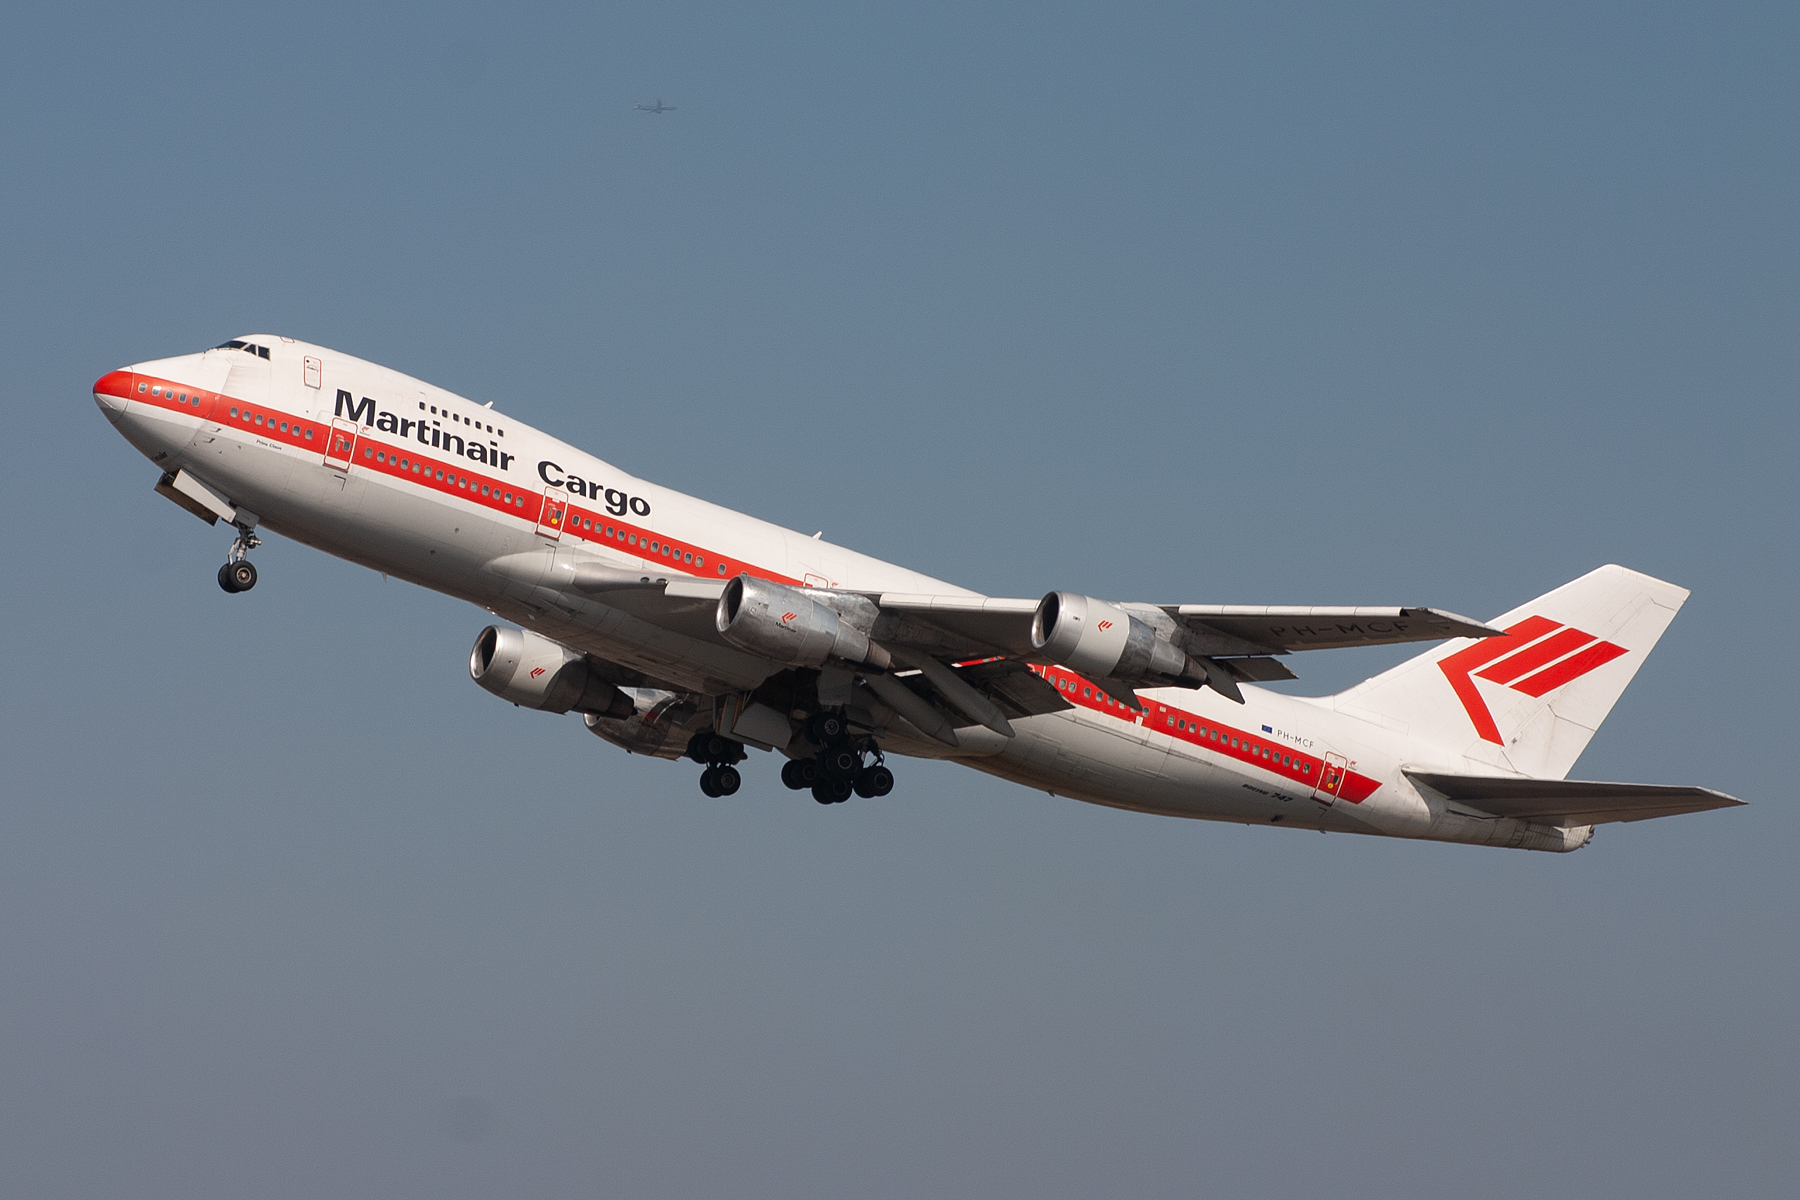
[93, 337, 1741, 851]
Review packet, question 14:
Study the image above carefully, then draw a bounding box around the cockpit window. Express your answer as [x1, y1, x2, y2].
[212, 339, 271, 359]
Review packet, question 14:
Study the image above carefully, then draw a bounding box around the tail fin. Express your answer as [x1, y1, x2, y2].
[1325, 565, 1689, 779]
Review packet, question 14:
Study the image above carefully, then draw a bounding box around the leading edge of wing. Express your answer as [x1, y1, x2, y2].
[1169, 605, 1503, 653]
[1405, 770, 1746, 826]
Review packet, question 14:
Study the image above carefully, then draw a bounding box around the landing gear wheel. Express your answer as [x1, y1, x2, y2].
[821, 746, 861, 781]
[218, 560, 257, 593]
[809, 711, 848, 743]
[853, 765, 894, 798]
[812, 777, 852, 805]
[714, 765, 741, 796]
[688, 730, 741, 765]
[699, 767, 722, 797]
[780, 759, 818, 790]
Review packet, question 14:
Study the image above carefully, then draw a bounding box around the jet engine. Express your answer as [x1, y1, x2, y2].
[469, 625, 634, 717]
[585, 688, 706, 760]
[715, 576, 890, 670]
[1031, 592, 1200, 687]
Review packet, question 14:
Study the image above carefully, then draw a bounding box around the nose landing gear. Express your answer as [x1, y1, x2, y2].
[217, 524, 261, 594]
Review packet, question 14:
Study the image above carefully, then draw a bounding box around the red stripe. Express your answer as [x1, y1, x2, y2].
[1475, 627, 1594, 685]
[1435, 615, 1560, 744]
[121, 373, 805, 588]
[1511, 640, 1628, 697]
[1031, 666, 1369, 798]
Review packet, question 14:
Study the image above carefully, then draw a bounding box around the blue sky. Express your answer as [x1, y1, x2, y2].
[1, 3, 1794, 1196]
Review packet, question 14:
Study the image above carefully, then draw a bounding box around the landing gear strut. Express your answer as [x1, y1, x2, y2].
[217, 524, 261, 594]
[687, 730, 744, 797]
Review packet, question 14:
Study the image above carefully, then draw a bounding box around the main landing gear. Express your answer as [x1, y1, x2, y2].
[687, 729, 745, 797]
[779, 710, 896, 805]
[217, 524, 261, 594]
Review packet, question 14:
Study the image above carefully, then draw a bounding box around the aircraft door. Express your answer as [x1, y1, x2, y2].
[535, 487, 567, 540]
[324, 420, 359, 471]
[1313, 752, 1349, 806]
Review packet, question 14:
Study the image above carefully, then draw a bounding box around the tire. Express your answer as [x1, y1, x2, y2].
[811, 711, 847, 743]
[821, 746, 860, 781]
[715, 765, 741, 796]
[780, 760, 805, 790]
[691, 731, 731, 764]
[812, 777, 851, 805]
[860, 765, 894, 798]
[699, 767, 721, 797]
[224, 561, 257, 592]
[217, 563, 241, 593]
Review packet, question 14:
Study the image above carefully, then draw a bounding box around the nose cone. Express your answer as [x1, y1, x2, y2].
[93, 369, 133, 424]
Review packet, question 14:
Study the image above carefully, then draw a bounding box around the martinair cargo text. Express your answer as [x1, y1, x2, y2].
[93, 337, 1742, 851]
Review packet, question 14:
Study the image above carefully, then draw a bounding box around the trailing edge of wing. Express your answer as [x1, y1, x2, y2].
[1405, 770, 1746, 826]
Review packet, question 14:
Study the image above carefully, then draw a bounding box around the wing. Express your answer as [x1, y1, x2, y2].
[873, 595, 1499, 658]
[533, 562, 1497, 744]
[1406, 770, 1746, 826]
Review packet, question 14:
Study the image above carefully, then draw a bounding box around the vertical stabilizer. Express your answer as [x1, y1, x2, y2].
[1324, 565, 1688, 779]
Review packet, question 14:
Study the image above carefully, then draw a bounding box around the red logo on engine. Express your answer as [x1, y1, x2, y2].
[781, 611, 798, 625]
[1097, 620, 1114, 632]
[529, 667, 547, 679]
[1439, 617, 1627, 744]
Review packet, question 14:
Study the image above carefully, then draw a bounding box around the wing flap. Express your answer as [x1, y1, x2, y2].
[946, 657, 1073, 720]
[1406, 770, 1745, 826]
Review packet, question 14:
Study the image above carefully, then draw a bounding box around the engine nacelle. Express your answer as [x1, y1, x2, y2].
[715, 576, 890, 669]
[469, 626, 633, 716]
[1031, 591, 1192, 685]
[585, 688, 705, 760]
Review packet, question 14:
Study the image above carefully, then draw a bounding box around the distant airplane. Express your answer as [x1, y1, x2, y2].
[634, 98, 676, 113]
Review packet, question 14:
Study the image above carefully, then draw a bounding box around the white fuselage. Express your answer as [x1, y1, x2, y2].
[95, 337, 1590, 853]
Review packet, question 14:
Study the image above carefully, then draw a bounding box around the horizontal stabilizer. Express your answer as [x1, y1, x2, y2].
[1406, 770, 1744, 826]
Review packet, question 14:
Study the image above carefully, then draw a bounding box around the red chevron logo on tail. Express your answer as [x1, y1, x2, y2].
[1439, 617, 1628, 743]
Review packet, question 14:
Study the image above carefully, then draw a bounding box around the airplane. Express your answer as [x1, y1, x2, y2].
[634, 98, 676, 113]
[91, 336, 1743, 852]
